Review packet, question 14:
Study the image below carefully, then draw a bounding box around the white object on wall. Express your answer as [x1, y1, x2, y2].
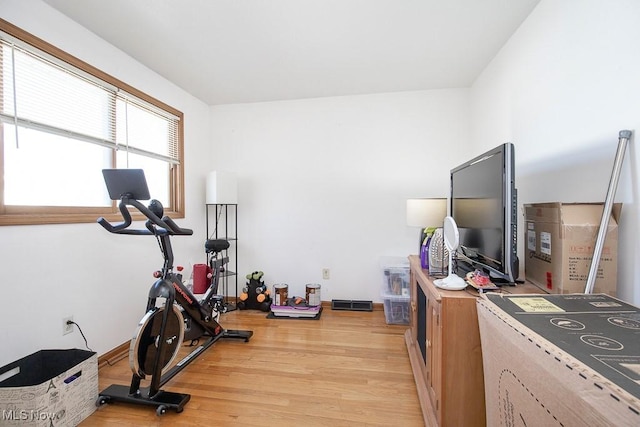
[206, 171, 238, 204]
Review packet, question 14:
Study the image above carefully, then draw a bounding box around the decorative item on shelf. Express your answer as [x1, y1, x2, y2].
[433, 216, 467, 291]
[406, 198, 447, 270]
[465, 270, 498, 292]
[206, 171, 238, 204]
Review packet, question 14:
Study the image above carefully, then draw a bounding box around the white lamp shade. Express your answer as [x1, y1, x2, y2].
[406, 198, 447, 228]
[206, 171, 237, 204]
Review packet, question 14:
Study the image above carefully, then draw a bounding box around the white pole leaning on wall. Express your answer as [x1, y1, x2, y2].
[584, 130, 632, 294]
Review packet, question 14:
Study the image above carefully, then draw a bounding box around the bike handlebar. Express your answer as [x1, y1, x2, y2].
[97, 197, 193, 236]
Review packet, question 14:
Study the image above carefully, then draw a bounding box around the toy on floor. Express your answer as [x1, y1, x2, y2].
[238, 271, 272, 312]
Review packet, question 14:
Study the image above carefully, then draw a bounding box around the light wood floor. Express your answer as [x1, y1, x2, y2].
[81, 306, 424, 426]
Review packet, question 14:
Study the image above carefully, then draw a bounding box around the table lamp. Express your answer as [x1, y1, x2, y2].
[406, 198, 447, 269]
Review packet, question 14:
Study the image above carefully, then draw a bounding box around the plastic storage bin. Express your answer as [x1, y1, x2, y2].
[380, 257, 410, 325]
[383, 296, 410, 324]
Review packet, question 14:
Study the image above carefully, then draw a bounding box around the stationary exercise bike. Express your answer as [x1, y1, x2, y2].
[95, 169, 253, 415]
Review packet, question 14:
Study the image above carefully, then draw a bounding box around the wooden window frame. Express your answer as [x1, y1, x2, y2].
[0, 18, 185, 226]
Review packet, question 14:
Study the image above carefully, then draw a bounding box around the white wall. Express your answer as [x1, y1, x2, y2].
[210, 90, 468, 301]
[0, 2, 469, 367]
[0, 1, 215, 366]
[4, 0, 638, 369]
[470, 0, 640, 305]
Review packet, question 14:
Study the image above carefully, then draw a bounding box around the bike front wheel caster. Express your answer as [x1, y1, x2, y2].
[95, 396, 110, 407]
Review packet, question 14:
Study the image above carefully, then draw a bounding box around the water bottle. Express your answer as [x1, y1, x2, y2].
[420, 235, 430, 270]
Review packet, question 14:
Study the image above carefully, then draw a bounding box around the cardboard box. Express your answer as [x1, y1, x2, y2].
[477, 293, 640, 426]
[0, 349, 98, 426]
[524, 202, 621, 295]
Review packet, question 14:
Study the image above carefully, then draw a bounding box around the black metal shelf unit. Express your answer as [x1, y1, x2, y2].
[206, 204, 238, 309]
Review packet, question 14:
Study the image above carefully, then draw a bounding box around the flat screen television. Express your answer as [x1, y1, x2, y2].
[449, 143, 519, 283]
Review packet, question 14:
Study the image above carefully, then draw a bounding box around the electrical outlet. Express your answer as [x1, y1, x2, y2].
[322, 268, 330, 280]
[63, 316, 74, 336]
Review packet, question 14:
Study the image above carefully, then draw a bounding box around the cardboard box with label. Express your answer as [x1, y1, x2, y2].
[524, 202, 621, 296]
[477, 293, 640, 426]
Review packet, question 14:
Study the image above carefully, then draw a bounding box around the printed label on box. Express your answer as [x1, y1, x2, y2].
[527, 229, 536, 251]
[540, 232, 551, 255]
[509, 297, 565, 313]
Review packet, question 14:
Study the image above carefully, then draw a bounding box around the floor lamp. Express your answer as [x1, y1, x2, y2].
[206, 171, 238, 311]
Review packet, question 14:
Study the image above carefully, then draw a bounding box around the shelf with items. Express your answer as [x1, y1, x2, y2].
[206, 203, 237, 309]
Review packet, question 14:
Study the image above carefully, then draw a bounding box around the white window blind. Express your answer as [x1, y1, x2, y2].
[0, 34, 180, 163]
[0, 30, 181, 208]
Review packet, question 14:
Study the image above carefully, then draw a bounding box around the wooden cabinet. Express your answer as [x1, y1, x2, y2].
[405, 255, 485, 426]
[405, 255, 540, 426]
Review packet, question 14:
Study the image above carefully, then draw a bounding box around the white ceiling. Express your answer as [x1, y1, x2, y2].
[42, 0, 540, 106]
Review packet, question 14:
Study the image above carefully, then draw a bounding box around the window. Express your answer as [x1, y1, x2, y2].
[0, 19, 184, 225]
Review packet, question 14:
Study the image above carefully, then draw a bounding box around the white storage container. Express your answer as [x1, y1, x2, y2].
[380, 257, 410, 325]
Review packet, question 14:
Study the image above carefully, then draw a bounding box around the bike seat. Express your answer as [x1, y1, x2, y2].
[205, 239, 230, 254]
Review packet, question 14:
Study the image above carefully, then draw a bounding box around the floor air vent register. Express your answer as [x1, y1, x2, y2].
[331, 299, 373, 311]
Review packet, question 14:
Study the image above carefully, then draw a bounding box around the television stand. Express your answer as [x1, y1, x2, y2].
[405, 255, 543, 426]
